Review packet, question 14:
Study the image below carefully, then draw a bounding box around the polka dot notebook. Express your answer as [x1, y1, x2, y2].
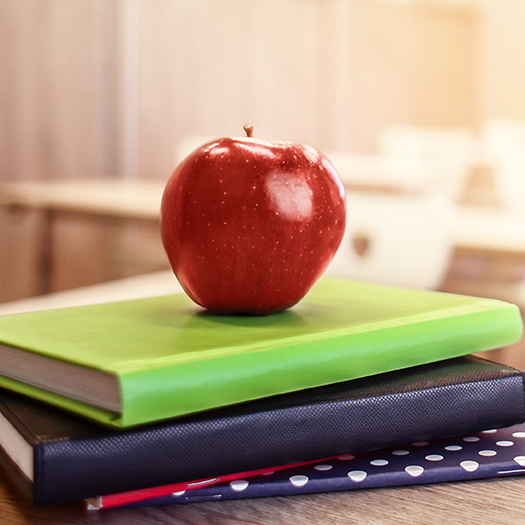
[100, 422, 525, 509]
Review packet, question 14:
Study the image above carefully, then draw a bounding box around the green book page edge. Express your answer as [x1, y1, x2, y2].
[0, 376, 120, 426]
[0, 277, 522, 428]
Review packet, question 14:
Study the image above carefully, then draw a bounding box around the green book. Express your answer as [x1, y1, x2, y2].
[0, 277, 521, 428]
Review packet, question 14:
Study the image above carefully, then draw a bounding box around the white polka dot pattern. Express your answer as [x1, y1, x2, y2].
[314, 464, 333, 471]
[229, 480, 249, 492]
[478, 450, 497, 457]
[405, 465, 424, 477]
[425, 454, 444, 462]
[460, 461, 479, 472]
[289, 475, 309, 487]
[514, 456, 525, 466]
[348, 470, 367, 482]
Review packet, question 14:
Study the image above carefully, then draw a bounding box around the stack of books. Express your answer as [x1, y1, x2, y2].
[0, 276, 523, 509]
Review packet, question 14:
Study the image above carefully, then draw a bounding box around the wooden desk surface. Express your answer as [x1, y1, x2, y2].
[0, 270, 182, 316]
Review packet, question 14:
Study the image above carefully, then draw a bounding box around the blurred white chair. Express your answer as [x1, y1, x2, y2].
[378, 125, 477, 201]
[326, 192, 453, 290]
[482, 119, 525, 158]
[481, 120, 525, 209]
[325, 152, 393, 190]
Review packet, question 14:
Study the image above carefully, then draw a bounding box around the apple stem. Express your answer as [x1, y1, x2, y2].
[244, 124, 254, 138]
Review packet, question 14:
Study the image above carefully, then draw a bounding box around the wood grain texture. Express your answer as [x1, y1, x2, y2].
[137, 0, 476, 178]
[0, 208, 44, 301]
[0, 0, 121, 302]
[0, 0, 477, 180]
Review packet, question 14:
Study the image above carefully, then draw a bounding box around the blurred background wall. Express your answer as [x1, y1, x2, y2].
[0, 0, 478, 180]
[1, 0, 525, 330]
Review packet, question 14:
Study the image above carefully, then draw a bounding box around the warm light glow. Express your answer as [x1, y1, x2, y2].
[265, 172, 314, 221]
[204, 145, 229, 157]
[234, 141, 280, 160]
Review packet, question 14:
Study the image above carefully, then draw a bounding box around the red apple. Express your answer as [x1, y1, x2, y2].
[160, 126, 346, 315]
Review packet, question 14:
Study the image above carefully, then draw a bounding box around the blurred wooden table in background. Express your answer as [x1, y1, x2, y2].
[0, 180, 169, 301]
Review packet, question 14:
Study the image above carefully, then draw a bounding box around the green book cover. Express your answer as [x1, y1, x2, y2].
[0, 277, 521, 428]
